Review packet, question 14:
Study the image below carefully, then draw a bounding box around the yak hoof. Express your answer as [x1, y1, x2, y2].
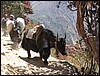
[43, 61, 48, 65]
[40, 57, 42, 60]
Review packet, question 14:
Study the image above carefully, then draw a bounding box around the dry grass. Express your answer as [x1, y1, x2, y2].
[50, 45, 99, 73]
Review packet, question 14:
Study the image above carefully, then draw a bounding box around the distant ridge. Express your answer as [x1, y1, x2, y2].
[28, 1, 80, 44]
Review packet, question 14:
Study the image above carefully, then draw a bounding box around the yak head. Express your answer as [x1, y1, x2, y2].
[55, 32, 67, 56]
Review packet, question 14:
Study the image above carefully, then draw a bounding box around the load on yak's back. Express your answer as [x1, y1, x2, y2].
[6, 15, 25, 48]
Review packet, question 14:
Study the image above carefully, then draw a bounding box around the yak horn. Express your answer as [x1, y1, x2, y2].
[56, 32, 59, 56]
[64, 33, 66, 39]
[57, 32, 58, 41]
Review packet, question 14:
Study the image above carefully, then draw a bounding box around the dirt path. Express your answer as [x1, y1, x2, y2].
[1, 30, 79, 75]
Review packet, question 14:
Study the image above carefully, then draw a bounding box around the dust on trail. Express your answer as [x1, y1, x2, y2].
[1, 30, 79, 75]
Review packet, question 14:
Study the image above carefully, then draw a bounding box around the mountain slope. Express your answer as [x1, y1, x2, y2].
[28, 1, 79, 44]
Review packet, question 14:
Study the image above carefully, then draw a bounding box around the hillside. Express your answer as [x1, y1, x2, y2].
[28, 1, 79, 44]
[1, 30, 80, 75]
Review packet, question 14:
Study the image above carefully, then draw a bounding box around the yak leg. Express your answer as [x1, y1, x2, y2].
[27, 50, 31, 58]
[40, 52, 48, 65]
[39, 48, 49, 65]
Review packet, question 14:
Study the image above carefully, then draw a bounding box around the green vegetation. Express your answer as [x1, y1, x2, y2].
[1, 1, 33, 18]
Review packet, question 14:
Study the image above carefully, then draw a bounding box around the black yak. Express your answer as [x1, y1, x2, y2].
[21, 24, 67, 65]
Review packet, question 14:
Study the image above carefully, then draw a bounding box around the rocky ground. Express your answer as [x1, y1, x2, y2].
[1, 30, 79, 75]
[1, 30, 99, 75]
